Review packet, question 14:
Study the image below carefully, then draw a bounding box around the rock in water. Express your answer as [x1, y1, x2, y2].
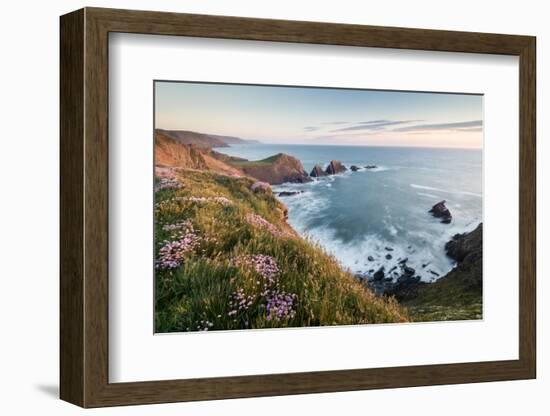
[350, 165, 360, 172]
[429, 200, 452, 224]
[403, 266, 415, 277]
[310, 164, 327, 177]
[325, 160, 347, 175]
[373, 267, 385, 281]
[278, 191, 303, 197]
[364, 165, 377, 169]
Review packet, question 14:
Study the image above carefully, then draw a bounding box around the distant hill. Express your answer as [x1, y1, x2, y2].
[156, 129, 259, 148]
[155, 130, 243, 177]
[155, 130, 308, 185]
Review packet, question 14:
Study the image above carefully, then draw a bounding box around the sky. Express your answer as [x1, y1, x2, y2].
[155, 81, 483, 149]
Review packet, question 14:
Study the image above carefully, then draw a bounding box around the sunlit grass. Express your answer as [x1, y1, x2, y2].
[154, 169, 408, 332]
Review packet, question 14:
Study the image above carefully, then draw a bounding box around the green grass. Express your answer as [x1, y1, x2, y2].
[403, 263, 482, 322]
[154, 169, 408, 332]
[225, 153, 284, 168]
[405, 304, 482, 322]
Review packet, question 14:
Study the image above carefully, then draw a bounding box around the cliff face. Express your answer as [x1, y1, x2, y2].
[155, 131, 310, 185]
[228, 153, 311, 185]
[155, 131, 208, 169]
[403, 223, 483, 321]
[155, 131, 243, 177]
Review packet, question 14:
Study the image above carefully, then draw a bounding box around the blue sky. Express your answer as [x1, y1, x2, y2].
[155, 81, 483, 149]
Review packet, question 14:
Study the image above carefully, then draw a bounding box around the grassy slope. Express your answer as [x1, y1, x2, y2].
[404, 243, 482, 322]
[224, 154, 281, 168]
[155, 169, 408, 332]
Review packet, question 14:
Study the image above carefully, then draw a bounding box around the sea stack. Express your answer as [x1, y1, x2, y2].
[310, 164, 327, 178]
[429, 200, 452, 224]
[325, 160, 347, 175]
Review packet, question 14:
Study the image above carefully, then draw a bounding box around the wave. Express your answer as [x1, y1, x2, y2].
[410, 183, 482, 198]
[293, 224, 455, 283]
[416, 192, 440, 199]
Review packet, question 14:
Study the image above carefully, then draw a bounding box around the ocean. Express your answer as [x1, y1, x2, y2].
[216, 144, 482, 282]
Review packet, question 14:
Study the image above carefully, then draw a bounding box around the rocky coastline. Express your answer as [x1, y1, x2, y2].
[358, 223, 483, 320]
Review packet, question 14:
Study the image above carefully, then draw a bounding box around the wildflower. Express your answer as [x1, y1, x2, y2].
[162, 220, 193, 233]
[155, 230, 199, 270]
[155, 166, 177, 179]
[155, 177, 183, 192]
[195, 320, 214, 331]
[266, 291, 297, 321]
[174, 196, 233, 206]
[232, 254, 280, 285]
[228, 287, 255, 315]
[245, 213, 291, 238]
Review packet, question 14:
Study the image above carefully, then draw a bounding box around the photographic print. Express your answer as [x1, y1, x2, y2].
[154, 81, 483, 333]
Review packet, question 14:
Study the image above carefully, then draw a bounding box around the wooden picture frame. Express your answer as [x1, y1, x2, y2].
[60, 7, 536, 408]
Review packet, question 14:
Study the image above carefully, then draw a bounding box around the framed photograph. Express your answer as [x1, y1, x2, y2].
[60, 7, 536, 408]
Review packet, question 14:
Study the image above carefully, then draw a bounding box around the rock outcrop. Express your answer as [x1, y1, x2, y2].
[364, 223, 482, 308]
[350, 165, 360, 172]
[445, 224, 482, 263]
[325, 160, 347, 175]
[310, 164, 327, 178]
[400, 223, 482, 309]
[250, 181, 271, 193]
[234, 153, 312, 185]
[429, 200, 452, 224]
[278, 191, 304, 197]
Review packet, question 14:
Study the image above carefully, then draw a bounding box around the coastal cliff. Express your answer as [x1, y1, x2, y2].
[402, 223, 482, 321]
[225, 153, 311, 185]
[154, 129, 482, 328]
[154, 167, 408, 332]
[155, 130, 311, 185]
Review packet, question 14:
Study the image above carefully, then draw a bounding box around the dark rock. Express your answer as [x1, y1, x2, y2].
[368, 269, 374, 273]
[278, 191, 303, 197]
[387, 274, 425, 302]
[310, 164, 327, 178]
[389, 266, 397, 273]
[445, 224, 482, 263]
[364, 165, 377, 169]
[385, 254, 393, 260]
[368, 224, 483, 308]
[373, 267, 385, 281]
[429, 200, 452, 224]
[399, 257, 408, 264]
[403, 266, 415, 277]
[325, 160, 347, 175]
[367, 256, 375, 262]
[350, 165, 360, 172]
[402, 223, 482, 308]
[385, 247, 394, 251]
